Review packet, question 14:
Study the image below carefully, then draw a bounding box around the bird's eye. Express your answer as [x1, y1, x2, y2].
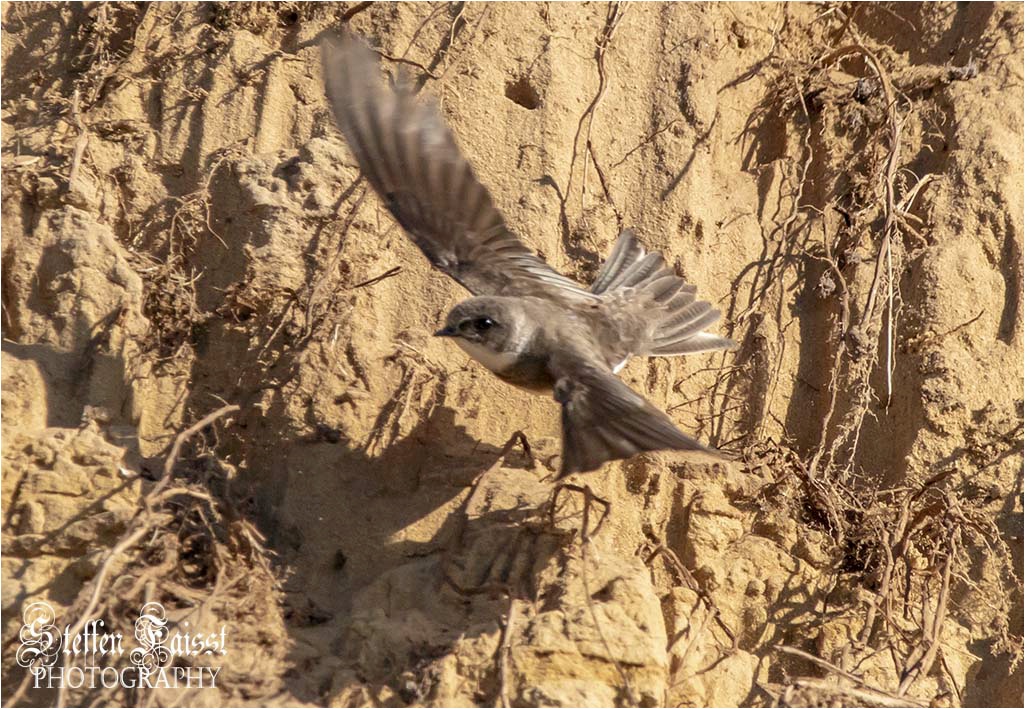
[474, 317, 495, 331]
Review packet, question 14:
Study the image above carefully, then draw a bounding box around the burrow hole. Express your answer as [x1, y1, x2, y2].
[505, 76, 541, 110]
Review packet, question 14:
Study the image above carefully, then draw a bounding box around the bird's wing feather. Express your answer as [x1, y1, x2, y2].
[322, 36, 594, 301]
[552, 360, 711, 476]
[589, 230, 735, 363]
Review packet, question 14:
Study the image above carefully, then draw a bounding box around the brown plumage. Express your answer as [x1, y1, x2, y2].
[322, 36, 734, 476]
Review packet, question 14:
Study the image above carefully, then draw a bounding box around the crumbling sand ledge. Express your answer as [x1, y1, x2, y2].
[2, 3, 1022, 707]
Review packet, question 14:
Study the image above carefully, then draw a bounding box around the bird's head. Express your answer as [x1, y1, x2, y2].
[434, 297, 526, 357]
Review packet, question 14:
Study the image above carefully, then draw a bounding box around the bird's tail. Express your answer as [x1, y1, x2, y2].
[591, 230, 735, 356]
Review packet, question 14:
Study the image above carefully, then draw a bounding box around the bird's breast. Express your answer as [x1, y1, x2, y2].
[453, 339, 553, 394]
[454, 339, 520, 376]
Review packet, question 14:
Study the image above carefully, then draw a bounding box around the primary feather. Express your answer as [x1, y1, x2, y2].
[321, 36, 595, 302]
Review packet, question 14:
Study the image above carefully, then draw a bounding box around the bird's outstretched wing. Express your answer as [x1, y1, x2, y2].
[322, 36, 593, 301]
[591, 229, 735, 360]
[552, 362, 711, 477]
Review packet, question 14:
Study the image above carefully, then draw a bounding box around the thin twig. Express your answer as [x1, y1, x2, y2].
[586, 140, 622, 227]
[935, 309, 985, 340]
[57, 524, 153, 707]
[646, 544, 739, 649]
[897, 534, 956, 695]
[566, 2, 625, 210]
[151, 404, 241, 500]
[788, 677, 929, 707]
[66, 88, 90, 193]
[610, 120, 678, 170]
[341, 1, 373, 22]
[352, 266, 402, 289]
[372, 48, 440, 79]
[577, 485, 638, 704]
[775, 645, 868, 686]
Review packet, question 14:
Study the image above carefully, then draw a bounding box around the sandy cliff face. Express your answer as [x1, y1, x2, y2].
[2, 2, 1022, 707]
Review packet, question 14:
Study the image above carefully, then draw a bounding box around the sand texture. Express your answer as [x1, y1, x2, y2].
[2, 2, 1022, 707]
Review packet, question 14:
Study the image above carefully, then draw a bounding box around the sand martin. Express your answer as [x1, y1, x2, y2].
[322, 36, 734, 476]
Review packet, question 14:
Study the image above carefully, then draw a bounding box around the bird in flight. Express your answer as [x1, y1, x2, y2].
[321, 36, 734, 477]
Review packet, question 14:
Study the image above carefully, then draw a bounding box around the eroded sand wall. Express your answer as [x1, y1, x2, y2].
[2, 3, 1022, 706]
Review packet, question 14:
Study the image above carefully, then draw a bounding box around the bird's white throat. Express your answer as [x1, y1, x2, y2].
[455, 338, 520, 375]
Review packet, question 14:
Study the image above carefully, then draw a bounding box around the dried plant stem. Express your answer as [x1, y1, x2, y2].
[577, 487, 637, 705]
[774, 644, 927, 706]
[646, 544, 738, 649]
[897, 535, 955, 695]
[610, 120, 678, 170]
[823, 39, 903, 406]
[789, 678, 929, 708]
[567, 1, 625, 210]
[498, 597, 520, 708]
[150, 405, 240, 499]
[56, 404, 239, 707]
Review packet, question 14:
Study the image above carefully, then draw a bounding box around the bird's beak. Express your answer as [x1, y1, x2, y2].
[433, 325, 457, 338]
